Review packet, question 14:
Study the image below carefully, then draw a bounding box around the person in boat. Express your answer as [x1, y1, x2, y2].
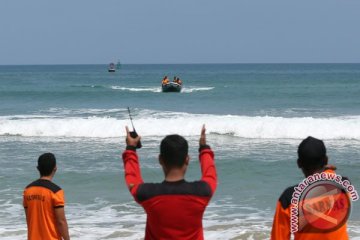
[162, 76, 169, 85]
[176, 77, 182, 85]
[173, 76, 177, 82]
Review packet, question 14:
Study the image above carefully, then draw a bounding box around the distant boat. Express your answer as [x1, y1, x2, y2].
[116, 60, 121, 70]
[108, 63, 116, 72]
[162, 82, 182, 92]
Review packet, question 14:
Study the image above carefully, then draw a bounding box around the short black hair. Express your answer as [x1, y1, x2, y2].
[37, 153, 56, 176]
[298, 136, 327, 171]
[160, 135, 188, 168]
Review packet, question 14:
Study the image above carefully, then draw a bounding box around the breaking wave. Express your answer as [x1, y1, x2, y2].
[1, 110, 360, 139]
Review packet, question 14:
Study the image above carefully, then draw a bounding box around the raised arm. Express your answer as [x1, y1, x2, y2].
[199, 125, 217, 194]
[122, 126, 144, 197]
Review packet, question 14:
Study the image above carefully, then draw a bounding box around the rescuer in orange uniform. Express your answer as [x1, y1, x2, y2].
[271, 136, 349, 240]
[23, 153, 70, 240]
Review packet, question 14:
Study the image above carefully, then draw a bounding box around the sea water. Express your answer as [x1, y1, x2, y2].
[0, 64, 359, 239]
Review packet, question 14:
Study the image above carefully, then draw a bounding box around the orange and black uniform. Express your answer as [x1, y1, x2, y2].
[271, 170, 349, 240]
[122, 145, 217, 240]
[23, 179, 65, 240]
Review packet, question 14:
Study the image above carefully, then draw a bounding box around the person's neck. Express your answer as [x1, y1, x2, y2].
[304, 167, 325, 177]
[164, 169, 185, 182]
[40, 175, 53, 181]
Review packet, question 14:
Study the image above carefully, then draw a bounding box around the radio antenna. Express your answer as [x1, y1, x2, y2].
[127, 107, 136, 131]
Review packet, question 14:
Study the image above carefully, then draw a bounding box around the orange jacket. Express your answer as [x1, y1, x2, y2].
[23, 179, 65, 240]
[271, 170, 349, 240]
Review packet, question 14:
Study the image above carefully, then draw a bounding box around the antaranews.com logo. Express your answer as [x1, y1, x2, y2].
[290, 172, 358, 233]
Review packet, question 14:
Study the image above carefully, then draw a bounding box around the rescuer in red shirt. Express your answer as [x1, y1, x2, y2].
[122, 125, 217, 240]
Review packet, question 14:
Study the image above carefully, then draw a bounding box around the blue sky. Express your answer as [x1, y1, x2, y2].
[0, 0, 359, 64]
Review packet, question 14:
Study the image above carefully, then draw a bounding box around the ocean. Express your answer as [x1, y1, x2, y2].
[0, 64, 359, 239]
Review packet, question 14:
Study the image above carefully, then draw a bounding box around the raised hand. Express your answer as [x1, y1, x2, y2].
[125, 126, 141, 147]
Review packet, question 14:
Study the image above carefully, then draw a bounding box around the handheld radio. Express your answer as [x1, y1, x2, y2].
[127, 107, 142, 149]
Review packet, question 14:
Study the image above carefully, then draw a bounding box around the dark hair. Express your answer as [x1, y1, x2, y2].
[298, 136, 327, 171]
[160, 135, 188, 168]
[37, 153, 56, 176]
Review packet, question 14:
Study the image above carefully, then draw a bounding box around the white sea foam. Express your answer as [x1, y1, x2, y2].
[1, 112, 360, 139]
[110, 85, 214, 93]
[181, 87, 214, 93]
[1, 199, 359, 240]
[111, 86, 161, 92]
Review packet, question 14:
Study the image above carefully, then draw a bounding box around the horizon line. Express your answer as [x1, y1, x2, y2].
[1, 62, 360, 66]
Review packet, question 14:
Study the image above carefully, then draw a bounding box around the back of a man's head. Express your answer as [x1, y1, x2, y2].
[37, 153, 56, 176]
[298, 136, 327, 171]
[160, 135, 188, 168]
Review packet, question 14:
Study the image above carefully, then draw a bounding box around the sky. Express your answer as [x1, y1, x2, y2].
[0, 0, 359, 65]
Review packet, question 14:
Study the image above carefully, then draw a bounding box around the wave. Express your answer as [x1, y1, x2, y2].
[0, 198, 274, 240]
[1, 112, 360, 139]
[2, 196, 359, 240]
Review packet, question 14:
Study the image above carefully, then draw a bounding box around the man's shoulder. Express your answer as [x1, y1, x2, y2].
[279, 185, 297, 209]
[25, 179, 62, 194]
[136, 180, 212, 202]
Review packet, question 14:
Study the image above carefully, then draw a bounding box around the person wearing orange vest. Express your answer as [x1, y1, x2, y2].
[271, 136, 349, 240]
[162, 76, 169, 85]
[23, 153, 70, 240]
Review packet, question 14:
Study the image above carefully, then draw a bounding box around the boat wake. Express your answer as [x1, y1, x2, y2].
[111, 86, 161, 92]
[111, 86, 214, 93]
[181, 87, 214, 93]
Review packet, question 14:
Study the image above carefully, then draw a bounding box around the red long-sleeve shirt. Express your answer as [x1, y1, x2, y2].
[122, 146, 217, 240]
